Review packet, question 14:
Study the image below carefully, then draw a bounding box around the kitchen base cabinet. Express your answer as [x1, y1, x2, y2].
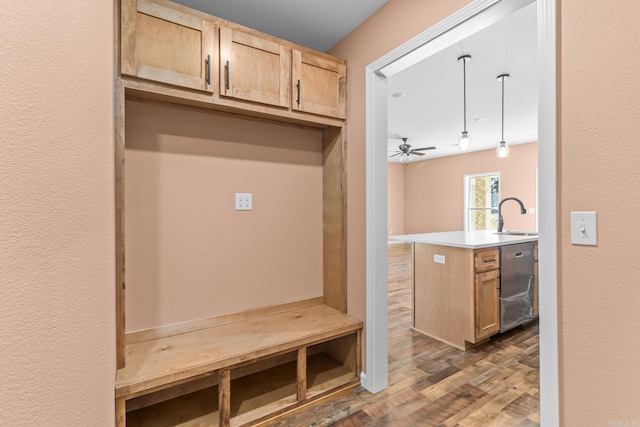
[413, 244, 475, 350]
[475, 269, 500, 340]
[397, 231, 538, 351]
[413, 243, 501, 350]
[474, 248, 500, 341]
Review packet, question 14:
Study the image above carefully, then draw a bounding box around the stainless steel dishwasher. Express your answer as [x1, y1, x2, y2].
[500, 242, 535, 332]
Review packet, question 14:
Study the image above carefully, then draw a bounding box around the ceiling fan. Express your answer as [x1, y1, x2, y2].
[388, 138, 436, 161]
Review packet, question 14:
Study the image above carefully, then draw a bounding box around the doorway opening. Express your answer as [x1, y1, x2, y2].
[364, 0, 559, 426]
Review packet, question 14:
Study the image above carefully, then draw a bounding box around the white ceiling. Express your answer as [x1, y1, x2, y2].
[173, 0, 388, 52]
[174, 0, 537, 163]
[388, 3, 538, 162]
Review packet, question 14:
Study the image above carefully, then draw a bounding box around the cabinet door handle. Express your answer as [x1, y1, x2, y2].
[225, 60, 230, 90]
[484, 258, 496, 263]
[205, 55, 211, 85]
[296, 79, 301, 106]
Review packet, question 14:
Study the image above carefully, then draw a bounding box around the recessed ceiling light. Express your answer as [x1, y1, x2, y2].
[474, 117, 486, 122]
[391, 92, 407, 98]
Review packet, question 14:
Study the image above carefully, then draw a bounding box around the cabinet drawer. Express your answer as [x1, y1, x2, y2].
[474, 249, 500, 273]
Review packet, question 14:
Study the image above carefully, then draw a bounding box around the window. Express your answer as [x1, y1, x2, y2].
[465, 172, 500, 231]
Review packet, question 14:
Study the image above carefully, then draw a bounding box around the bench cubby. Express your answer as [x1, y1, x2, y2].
[116, 302, 362, 426]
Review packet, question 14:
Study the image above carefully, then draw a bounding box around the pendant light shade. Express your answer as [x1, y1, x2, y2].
[496, 73, 510, 158]
[458, 55, 472, 151]
[497, 141, 510, 158]
[459, 131, 472, 151]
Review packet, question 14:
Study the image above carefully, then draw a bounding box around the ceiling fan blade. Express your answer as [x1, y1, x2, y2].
[388, 152, 402, 158]
[412, 146, 437, 151]
[410, 151, 425, 156]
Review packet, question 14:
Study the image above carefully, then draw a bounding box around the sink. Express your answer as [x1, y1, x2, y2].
[494, 231, 538, 236]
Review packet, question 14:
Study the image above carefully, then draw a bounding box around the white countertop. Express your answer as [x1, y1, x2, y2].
[389, 230, 538, 249]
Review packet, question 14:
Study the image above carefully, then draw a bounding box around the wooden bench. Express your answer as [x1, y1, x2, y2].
[115, 299, 363, 427]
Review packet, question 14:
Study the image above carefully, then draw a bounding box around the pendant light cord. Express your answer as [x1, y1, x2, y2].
[501, 75, 505, 142]
[463, 58, 467, 133]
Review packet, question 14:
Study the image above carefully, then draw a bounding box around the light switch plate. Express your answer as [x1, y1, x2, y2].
[571, 211, 597, 245]
[235, 193, 252, 211]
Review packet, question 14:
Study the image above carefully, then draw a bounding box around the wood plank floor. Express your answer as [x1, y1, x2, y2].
[267, 242, 540, 426]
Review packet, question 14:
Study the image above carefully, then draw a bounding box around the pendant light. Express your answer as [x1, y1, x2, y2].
[458, 55, 472, 151]
[496, 73, 510, 158]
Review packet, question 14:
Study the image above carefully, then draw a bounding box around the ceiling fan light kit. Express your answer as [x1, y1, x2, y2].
[458, 55, 472, 151]
[496, 73, 510, 158]
[388, 137, 436, 163]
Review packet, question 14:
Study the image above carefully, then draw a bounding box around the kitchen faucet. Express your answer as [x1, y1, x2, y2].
[497, 197, 527, 232]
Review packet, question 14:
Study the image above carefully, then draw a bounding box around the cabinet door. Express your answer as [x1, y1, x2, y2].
[292, 51, 346, 119]
[121, 0, 215, 92]
[219, 27, 290, 108]
[475, 269, 500, 340]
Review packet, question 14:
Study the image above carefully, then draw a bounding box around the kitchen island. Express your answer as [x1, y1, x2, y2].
[390, 231, 538, 350]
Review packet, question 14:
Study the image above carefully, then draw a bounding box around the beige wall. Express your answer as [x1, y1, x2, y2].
[3, 0, 639, 424]
[125, 101, 324, 331]
[0, 1, 115, 426]
[387, 162, 406, 235]
[330, 0, 472, 352]
[559, 1, 640, 424]
[334, 0, 640, 423]
[404, 143, 538, 234]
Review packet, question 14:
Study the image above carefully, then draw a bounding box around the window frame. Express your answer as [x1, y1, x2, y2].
[463, 171, 501, 232]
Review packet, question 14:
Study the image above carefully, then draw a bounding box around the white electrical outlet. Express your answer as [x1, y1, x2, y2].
[235, 193, 252, 211]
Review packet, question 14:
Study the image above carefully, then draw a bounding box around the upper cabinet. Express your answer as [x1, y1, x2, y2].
[121, 0, 215, 92]
[219, 27, 291, 108]
[120, 0, 346, 123]
[292, 51, 346, 119]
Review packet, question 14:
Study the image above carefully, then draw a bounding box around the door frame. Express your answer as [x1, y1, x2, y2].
[363, 0, 559, 425]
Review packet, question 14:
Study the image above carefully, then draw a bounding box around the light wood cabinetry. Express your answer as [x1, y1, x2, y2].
[474, 248, 500, 273]
[115, 0, 353, 425]
[120, 0, 345, 121]
[292, 51, 346, 119]
[218, 29, 346, 118]
[474, 267, 500, 340]
[219, 27, 291, 108]
[116, 302, 361, 427]
[414, 244, 475, 350]
[473, 249, 500, 340]
[413, 244, 501, 350]
[121, 0, 216, 92]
